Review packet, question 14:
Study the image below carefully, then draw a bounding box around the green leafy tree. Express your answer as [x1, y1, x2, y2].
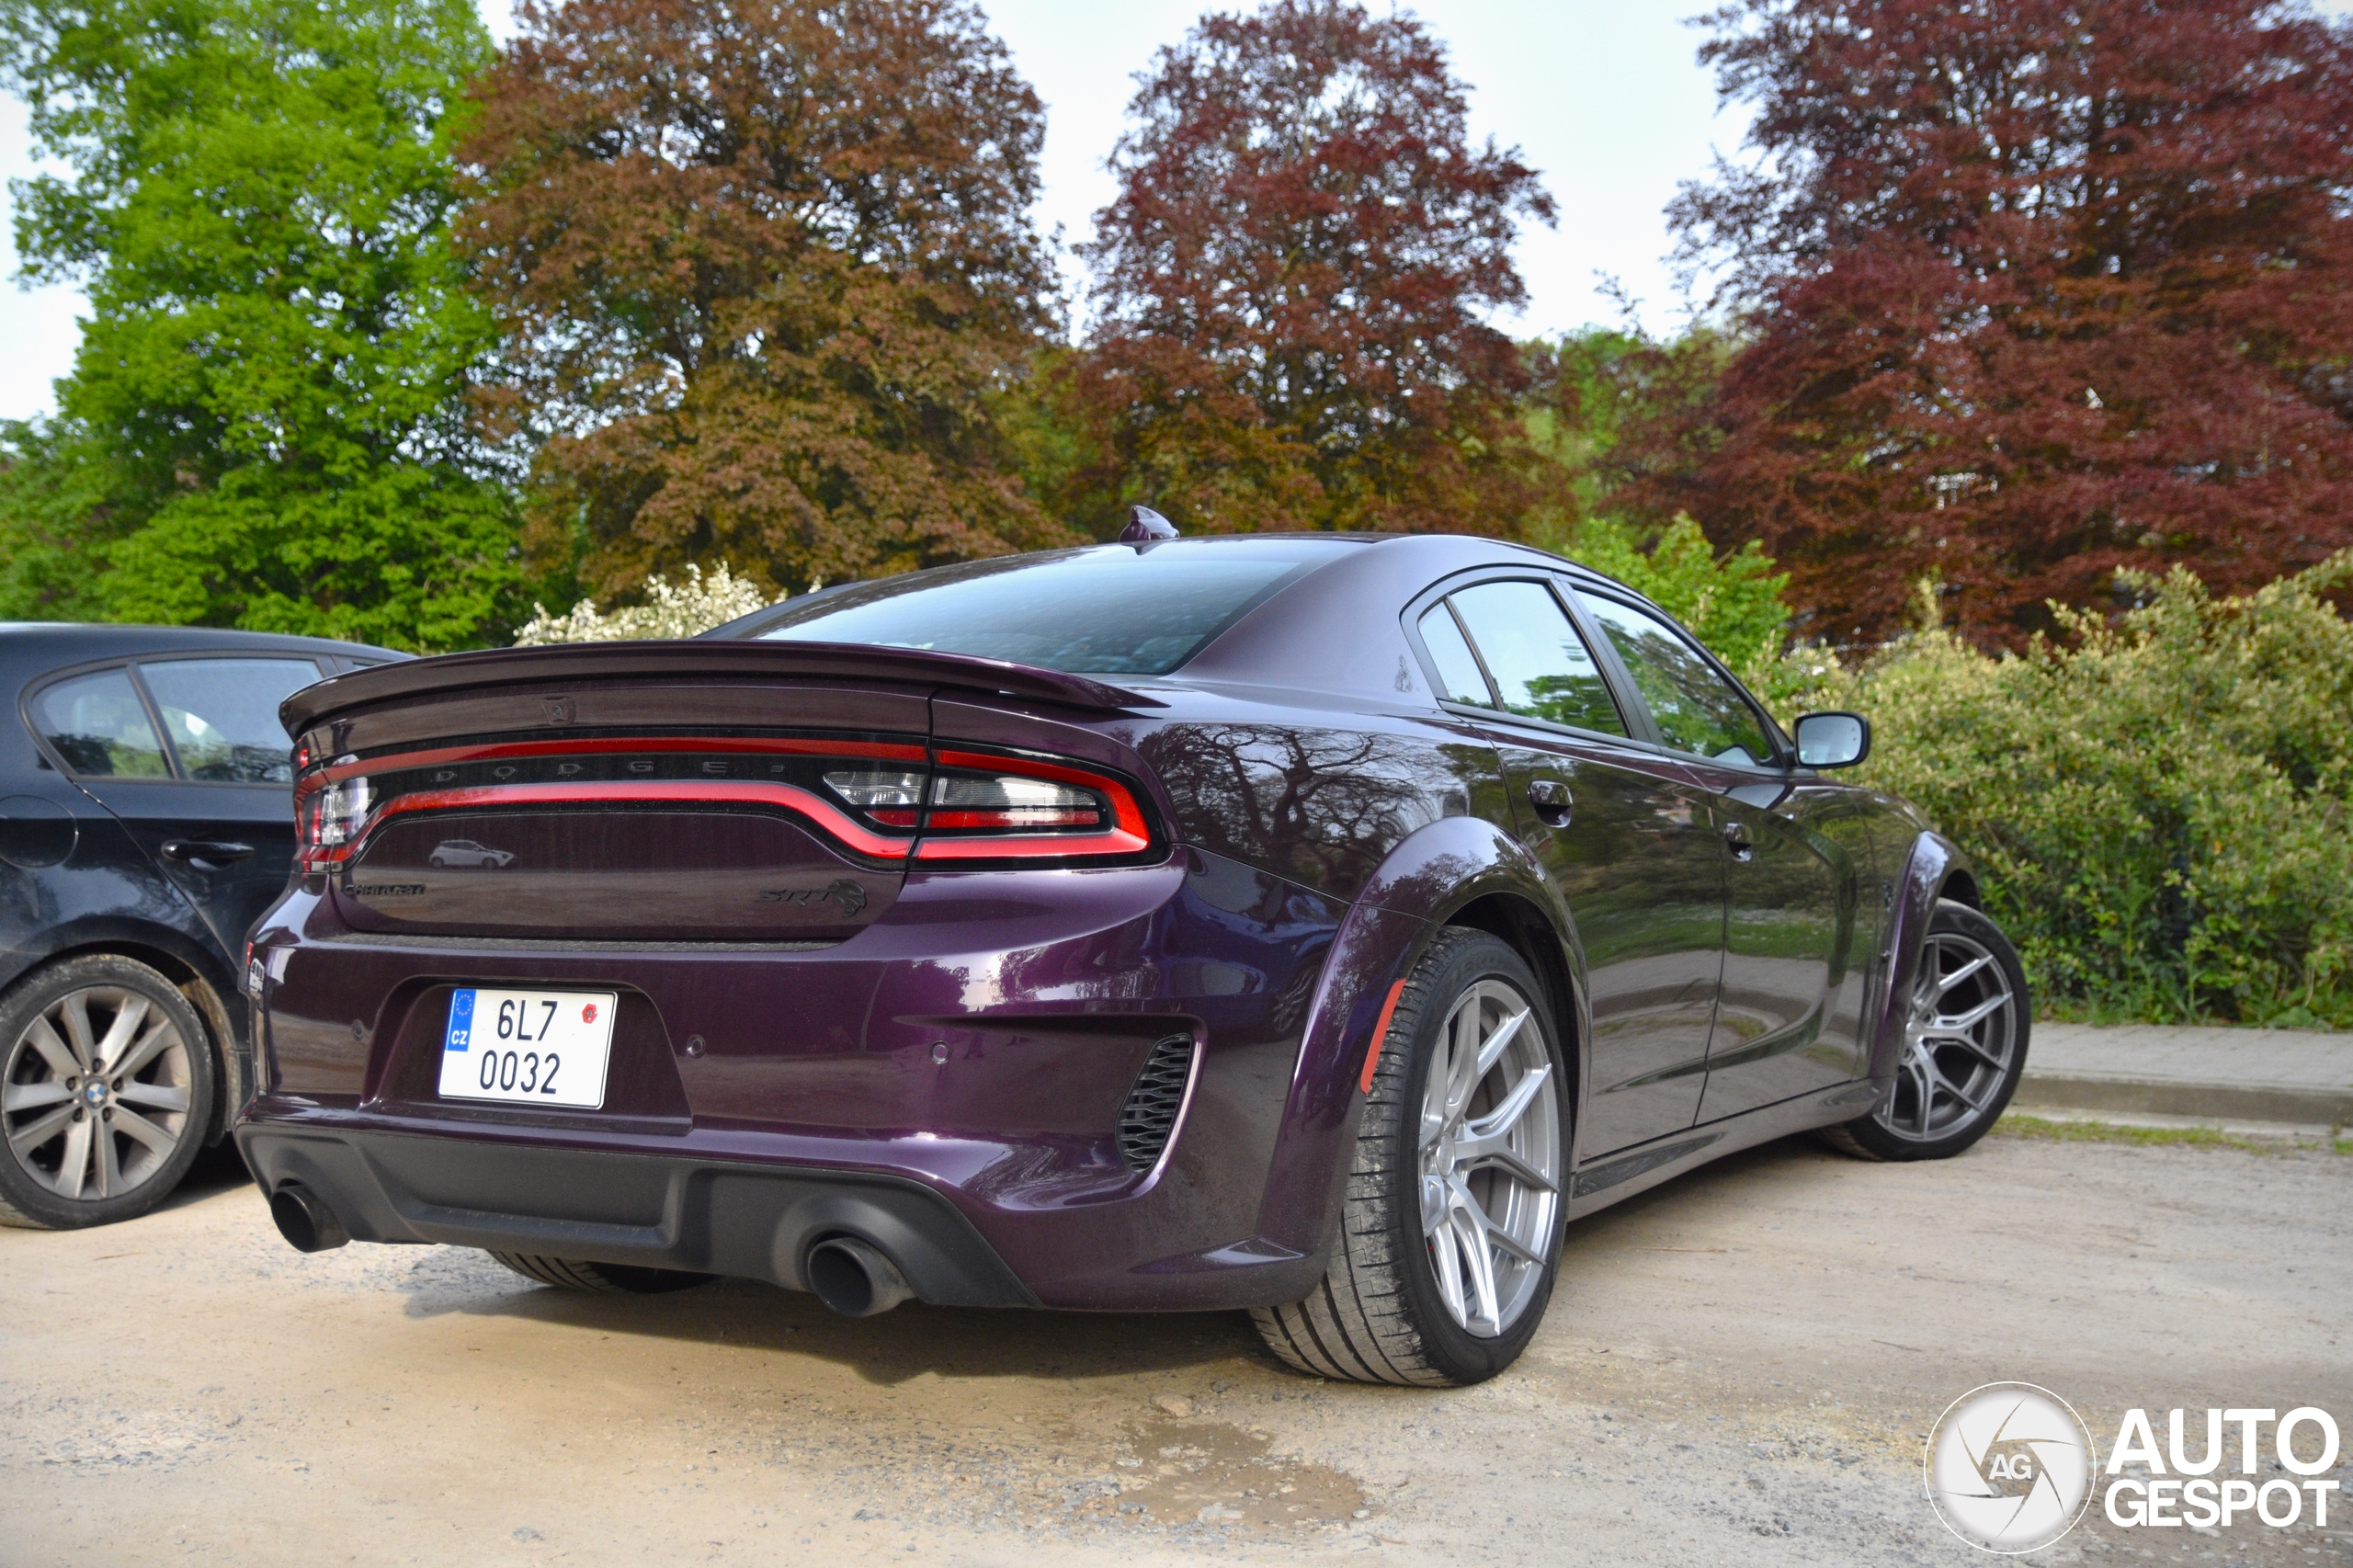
[1, 0, 520, 649]
[1555, 514, 1790, 672]
[0, 415, 120, 620]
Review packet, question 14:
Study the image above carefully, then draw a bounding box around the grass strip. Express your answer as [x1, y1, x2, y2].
[1995, 1112, 2349, 1156]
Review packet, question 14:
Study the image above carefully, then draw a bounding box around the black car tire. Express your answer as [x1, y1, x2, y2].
[1252, 928, 1569, 1387]
[487, 1251, 715, 1294]
[0, 955, 217, 1230]
[1820, 900, 2031, 1163]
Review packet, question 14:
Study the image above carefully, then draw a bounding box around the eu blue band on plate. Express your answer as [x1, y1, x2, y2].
[444, 987, 476, 1051]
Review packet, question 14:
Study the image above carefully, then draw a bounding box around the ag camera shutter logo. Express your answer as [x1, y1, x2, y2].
[1925, 1382, 2097, 1553]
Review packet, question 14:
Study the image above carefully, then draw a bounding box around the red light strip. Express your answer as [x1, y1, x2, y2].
[307, 733, 926, 789]
[916, 749, 1154, 860]
[296, 740, 1161, 870]
[926, 809, 1098, 829]
[312, 780, 915, 866]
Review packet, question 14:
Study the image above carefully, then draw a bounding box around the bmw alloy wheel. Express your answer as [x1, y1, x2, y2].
[4, 983, 197, 1203]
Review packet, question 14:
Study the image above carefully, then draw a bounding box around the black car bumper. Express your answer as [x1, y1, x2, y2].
[234, 1125, 1038, 1308]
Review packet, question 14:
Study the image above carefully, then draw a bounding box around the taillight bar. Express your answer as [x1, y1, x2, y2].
[306, 781, 915, 866]
[912, 749, 1154, 862]
[295, 738, 1162, 872]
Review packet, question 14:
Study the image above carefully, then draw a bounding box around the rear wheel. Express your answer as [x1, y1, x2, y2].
[1252, 929, 1567, 1387]
[487, 1251, 714, 1294]
[0, 955, 215, 1230]
[1820, 900, 2030, 1162]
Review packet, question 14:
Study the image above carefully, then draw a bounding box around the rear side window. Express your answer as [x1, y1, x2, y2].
[139, 658, 323, 782]
[1416, 605, 1494, 706]
[28, 669, 169, 778]
[1575, 592, 1776, 766]
[1443, 581, 1626, 736]
[745, 542, 1342, 676]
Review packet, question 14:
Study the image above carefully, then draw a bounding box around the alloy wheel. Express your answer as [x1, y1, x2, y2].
[1416, 978, 1562, 1338]
[1875, 928, 2019, 1143]
[3, 986, 196, 1202]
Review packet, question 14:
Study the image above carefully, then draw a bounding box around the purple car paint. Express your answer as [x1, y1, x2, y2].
[233, 530, 2006, 1374]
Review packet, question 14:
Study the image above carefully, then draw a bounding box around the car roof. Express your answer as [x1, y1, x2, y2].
[0, 622, 407, 665]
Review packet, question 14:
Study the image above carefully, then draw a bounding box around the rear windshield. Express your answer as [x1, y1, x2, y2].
[737, 541, 1347, 676]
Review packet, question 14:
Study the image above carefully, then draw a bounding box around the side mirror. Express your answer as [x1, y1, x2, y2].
[1792, 711, 1870, 769]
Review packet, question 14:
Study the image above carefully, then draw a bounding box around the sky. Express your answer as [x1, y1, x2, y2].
[0, 4, 1768, 421]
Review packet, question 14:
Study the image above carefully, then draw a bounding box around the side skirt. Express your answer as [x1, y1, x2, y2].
[1563, 1076, 1887, 1222]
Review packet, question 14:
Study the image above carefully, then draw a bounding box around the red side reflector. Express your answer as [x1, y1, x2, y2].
[1360, 980, 1408, 1095]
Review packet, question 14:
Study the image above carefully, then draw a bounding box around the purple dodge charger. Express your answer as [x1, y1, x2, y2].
[236, 521, 2027, 1386]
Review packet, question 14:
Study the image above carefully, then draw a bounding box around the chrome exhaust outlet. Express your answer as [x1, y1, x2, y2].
[804, 1236, 914, 1316]
[269, 1182, 350, 1253]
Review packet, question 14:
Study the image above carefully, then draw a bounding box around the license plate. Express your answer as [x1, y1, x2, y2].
[438, 987, 617, 1110]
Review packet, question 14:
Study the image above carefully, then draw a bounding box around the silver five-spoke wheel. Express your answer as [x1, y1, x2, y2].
[1877, 926, 2019, 1143]
[1254, 929, 1568, 1386]
[1822, 899, 2029, 1164]
[1417, 978, 1561, 1338]
[4, 983, 196, 1203]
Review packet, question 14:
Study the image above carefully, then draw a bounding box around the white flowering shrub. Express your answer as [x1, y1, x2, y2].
[513, 563, 782, 644]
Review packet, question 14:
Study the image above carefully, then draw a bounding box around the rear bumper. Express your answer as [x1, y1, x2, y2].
[237, 848, 1374, 1311]
[235, 1124, 1036, 1307]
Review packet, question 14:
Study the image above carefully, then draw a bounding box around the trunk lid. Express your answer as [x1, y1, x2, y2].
[283, 642, 1160, 943]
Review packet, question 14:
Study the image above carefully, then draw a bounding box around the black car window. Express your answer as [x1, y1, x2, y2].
[138, 658, 324, 783]
[1445, 580, 1626, 735]
[28, 668, 170, 778]
[743, 541, 1343, 676]
[1575, 591, 1775, 766]
[1416, 604, 1494, 706]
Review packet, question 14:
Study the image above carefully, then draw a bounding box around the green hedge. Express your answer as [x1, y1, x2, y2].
[1773, 556, 2353, 1029]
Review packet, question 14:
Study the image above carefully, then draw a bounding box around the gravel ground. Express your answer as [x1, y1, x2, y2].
[3, 1130, 2347, 1567]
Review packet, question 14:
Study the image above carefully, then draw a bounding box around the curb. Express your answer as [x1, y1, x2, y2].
[2014, 1073, 2351, 1129]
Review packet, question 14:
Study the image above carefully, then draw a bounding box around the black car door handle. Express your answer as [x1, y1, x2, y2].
[1526, 778, 1572, 827]
[1720, 822, 1755, 861]
[161, 839, 255, 869]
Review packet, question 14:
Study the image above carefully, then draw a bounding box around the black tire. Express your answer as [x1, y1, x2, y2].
[487, 1251, 715, 1294]
[1821, 899, 2031, 1163]
[1252, 928, 1569, 1387]
[0, 955, 217, 1230]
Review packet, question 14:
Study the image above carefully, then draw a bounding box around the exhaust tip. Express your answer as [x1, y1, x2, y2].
[269, 1183, 350, 1253]
[804, 1236, 914, 1317]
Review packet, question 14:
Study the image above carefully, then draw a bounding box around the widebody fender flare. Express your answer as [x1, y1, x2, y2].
[1249, 814, 1586, 1264]
[1866, 829, 1980, 1082]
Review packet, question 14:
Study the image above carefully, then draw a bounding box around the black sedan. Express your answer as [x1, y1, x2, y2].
[0, 624, 402, 1228]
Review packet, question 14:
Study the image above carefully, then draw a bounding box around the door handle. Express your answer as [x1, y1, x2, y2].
[1526, 778, 1572, 827]
[161, 839, 255, 870]
[1720, 822, 1755, 862]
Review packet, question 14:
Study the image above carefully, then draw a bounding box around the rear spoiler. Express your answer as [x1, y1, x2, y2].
[279, 640, 1165, 735]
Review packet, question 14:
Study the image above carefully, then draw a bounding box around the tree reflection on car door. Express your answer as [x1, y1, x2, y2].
[1423, 581, 1726, 1157]
[1573, 591, 1861, 1120]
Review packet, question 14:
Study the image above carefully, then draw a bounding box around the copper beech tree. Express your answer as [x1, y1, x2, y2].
[1076, 0, 1557, 535]
[1630, 0, 2353, 645]
[455, 0, 1068, 599]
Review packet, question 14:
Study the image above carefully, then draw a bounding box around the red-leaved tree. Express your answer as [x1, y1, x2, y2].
[457, 0, 1067, 600]
[1630, 0, 2353, 645]
[1075, 0, 1557, 535]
